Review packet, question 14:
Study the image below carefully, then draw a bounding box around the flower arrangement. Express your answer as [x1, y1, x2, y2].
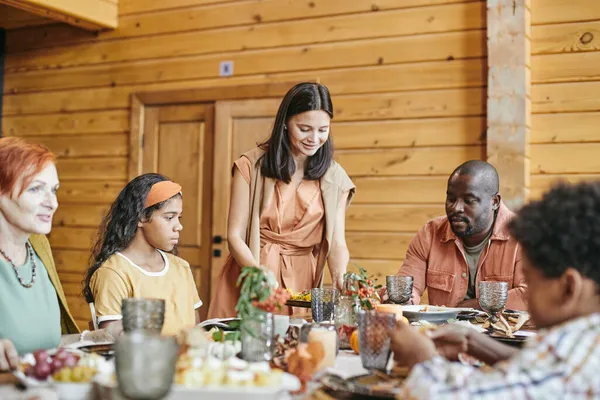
[236, 266, 290, 322]
[342, 266, 382, 310]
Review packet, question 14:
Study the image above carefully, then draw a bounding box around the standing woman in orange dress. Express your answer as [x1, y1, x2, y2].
[208, 82, 355, 318]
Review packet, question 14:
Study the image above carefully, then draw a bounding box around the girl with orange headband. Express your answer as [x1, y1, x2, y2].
[82, 173, 202, 336]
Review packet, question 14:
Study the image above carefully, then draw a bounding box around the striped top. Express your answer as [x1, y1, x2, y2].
[402, 313, 600, 399]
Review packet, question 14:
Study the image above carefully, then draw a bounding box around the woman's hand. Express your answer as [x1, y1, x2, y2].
[426, 324, 471, 361]
[0, 339, 19, 371]
[388, 320, 437, 369]
[332, 273, 344, 291]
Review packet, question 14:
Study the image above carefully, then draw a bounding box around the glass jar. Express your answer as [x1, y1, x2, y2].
[240, 312, 274, 362]
[115, 331, 179, 400]
[334, 295, 359, 327]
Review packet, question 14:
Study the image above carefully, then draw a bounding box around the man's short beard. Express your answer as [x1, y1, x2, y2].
[451, 224, 474, 238]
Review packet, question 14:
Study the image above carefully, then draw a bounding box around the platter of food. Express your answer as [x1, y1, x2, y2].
[285, 290, 311, 308]
[402, 305, 468, 323]
[14, 348, 110, 400]
[320, 366, 409, 399]
[94, 357, 301, 400]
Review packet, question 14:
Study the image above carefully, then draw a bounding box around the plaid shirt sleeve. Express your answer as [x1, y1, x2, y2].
[401, 354, 566, 400]
[401, 315, 600, 400]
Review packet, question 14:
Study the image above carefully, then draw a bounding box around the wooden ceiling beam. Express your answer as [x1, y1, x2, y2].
[0, 0, 117, 31]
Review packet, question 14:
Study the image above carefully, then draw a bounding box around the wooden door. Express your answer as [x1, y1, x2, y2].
[140, 103, 214, 320]
[210, 99, 281, 298]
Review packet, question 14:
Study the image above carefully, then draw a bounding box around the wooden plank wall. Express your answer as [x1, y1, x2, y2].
[530, 0, 600, 199]
[2, 0, 488, 328]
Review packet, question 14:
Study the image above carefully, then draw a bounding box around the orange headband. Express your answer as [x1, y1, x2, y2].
[144, 181, 182, 209]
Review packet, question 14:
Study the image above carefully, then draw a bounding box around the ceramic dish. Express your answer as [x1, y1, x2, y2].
[320, 373, 403, 399]
[402, 305, 474, 323]
[94, 368, 301, 400]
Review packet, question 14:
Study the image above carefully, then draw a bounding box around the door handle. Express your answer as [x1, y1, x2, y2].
[213, 235, 223, 244]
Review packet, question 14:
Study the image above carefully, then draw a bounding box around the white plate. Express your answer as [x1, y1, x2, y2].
[94, 365, 301, 400]
[55, 382, 94, 400]
[15, 348, 110, 391]
[402, 305, 470, 323]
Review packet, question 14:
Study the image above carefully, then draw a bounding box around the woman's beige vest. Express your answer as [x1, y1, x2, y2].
[242, 147, 355, 286]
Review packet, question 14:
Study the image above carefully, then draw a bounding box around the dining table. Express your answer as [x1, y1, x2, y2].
[0, 349, 373, 400]
[0, 311, 535, 400]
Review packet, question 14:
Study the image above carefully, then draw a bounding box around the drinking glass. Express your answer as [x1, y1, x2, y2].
[478, 281, 508, 323]
[121, 298, 165, 334]
[308, 326, 338, 371]
[386, 275, 414, 304]
[115, 331, 179, 400]
[334, 295, 358, 327]
[240, 312, 274, 362]
[358, 311, 396, 371]
[311, 288, 339, 323]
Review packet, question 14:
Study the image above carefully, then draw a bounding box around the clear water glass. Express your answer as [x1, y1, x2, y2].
[115, 331, 179, 400]
[240, 312, 274, 362]
[334, 295, 358, 327]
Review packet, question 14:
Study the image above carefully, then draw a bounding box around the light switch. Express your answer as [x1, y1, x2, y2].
[219, 61, 234, 77]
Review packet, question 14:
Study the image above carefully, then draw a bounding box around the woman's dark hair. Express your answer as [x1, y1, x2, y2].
[82, 173, 180, 303]
[508, 181, 600, 290]
[260, 82, 334, 183]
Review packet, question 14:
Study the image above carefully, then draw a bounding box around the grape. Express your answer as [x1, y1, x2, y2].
[54, 349, 69, 360]
[33, 350, 49, 364]
[64, 354, 78, 368]
[25, 364, 35, 377]
[51, 358, 64, 373]
[34, 362, 52, 380]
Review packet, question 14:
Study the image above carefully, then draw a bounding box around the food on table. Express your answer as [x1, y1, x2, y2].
[337, 324, 357, 350]
[272, 326, 300, 369]
[416, 320, 439, 334]
[181, 322, 243, 360]
[286, 289, 311, 302]
[211, 329, 241, 342]
[285, 342, 324, 393]
[175, 350, 283, 388]
[477, 311, 530, 337]
[176, 325, 281, 388]
[21, 348, 105, 383]
[53, 365, 96, 383]
[375, 304, 403, 320]
[349, 330, 360, 354]
[419, 305, 449, 312]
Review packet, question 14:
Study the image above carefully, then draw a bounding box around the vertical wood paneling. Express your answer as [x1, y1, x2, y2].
[530, 0, 600, 199]
[3, 0, 487, 327]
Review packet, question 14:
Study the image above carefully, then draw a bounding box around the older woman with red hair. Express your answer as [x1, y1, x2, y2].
[0, 137, 79, 371]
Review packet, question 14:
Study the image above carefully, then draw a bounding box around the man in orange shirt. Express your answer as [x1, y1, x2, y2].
[397, 160, 527, 310]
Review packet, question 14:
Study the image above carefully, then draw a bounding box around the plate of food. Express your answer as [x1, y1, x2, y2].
[14, 348, 110, 400]
[320, 367, 408, 399]
[94, 355, 301, 400]
[285, 290, 311, 308]
[402, 305, 468, 323]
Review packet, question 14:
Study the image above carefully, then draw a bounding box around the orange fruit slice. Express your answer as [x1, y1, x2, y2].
[349, 330, 360, 354]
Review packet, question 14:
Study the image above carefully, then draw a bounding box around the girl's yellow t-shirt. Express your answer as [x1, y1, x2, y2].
[90, 250, 202, 336]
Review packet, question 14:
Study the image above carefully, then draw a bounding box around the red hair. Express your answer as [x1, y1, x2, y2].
[0, 137, 56, 197]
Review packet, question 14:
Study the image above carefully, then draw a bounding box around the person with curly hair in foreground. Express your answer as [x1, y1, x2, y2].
[390, 181, 600, 399]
